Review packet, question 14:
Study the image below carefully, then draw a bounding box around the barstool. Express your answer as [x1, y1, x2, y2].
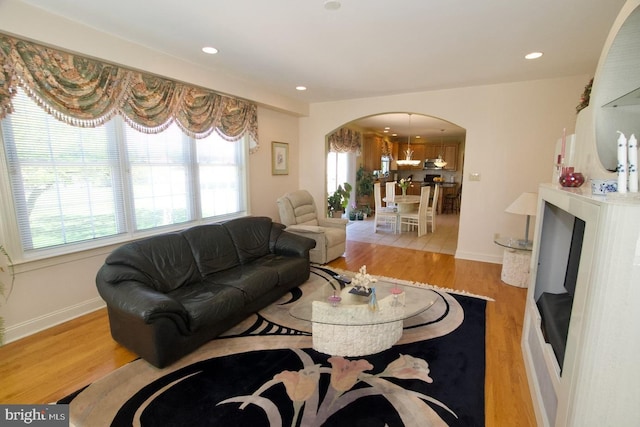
[443, 184, 461, 214]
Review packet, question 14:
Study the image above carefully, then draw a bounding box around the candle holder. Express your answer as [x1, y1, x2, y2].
[327, 292, 342, 307]
[390, 284, 404, 307]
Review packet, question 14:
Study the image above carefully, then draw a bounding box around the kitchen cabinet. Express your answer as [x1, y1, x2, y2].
[424, 143, 458, 171]
[362, 134, 383, 172]
[442, 144, 458, 171]
[424, 144, 439, 160]
[363, 134, 396, 171]
[406, 182, 421, 196]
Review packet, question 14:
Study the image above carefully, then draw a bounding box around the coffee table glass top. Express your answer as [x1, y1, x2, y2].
[289, 279, 438, 326]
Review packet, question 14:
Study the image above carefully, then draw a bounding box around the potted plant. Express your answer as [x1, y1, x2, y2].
[356, 166, 374, 207]
[348, 205, 358, 221]
[327, 182, 352, 218]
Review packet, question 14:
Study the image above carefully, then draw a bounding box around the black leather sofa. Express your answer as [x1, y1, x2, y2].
[96, 216, 316, 368]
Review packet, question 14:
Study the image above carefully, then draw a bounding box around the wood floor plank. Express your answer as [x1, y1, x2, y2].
[0, 241, 536, 426]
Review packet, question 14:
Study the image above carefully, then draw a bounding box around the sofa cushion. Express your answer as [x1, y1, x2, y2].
[169, 282, 245, 332]
[254, 254, 311, 287]
[223, 216, 272, 264]
[182, 224, 240, 276]
[207, 265, 279, 303]
[105, 233, 200, 293]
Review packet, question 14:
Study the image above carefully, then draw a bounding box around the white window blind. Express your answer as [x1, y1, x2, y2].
[125, 125, 192, 230]
[1, 89, 248, 257]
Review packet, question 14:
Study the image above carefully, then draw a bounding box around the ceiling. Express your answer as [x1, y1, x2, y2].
[17, 0, 627, 137]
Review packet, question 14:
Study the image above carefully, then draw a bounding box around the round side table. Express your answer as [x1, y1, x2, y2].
[494, 237, 533, 288]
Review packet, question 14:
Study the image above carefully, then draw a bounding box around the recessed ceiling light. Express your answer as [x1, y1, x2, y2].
[202, 46, 218, 55]
[324, 0, 341, 10]
[525, 52, 543, 60]
[296, 86, 307, 91]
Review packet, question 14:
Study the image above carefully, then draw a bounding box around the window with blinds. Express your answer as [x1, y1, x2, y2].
[0, 89, 248, 256]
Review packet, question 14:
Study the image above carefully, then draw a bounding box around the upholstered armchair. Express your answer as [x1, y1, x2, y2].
[276, 190, 348, 264]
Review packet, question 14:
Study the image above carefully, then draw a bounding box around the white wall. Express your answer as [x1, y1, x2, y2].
[251, 106, 301, 220]
[300, 76, 589, 263]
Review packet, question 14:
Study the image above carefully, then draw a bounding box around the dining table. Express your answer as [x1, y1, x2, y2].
[383, 195, 420, 213]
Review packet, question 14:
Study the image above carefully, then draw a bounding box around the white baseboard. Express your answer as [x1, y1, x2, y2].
[2, 297, 106, 344]
[455, 250, 502, 264]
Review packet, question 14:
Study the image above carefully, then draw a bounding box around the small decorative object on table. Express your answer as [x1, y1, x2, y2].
[327, 292, 342, 307]
[559, 166, 585, 188]
[348, 265, 377, 297]
[333, 274, 351, 284]
[390, 284, 404, 307]
[368, 287, 379, 311]
[590, 179, 618, 195]
[398, 178, 411, 196]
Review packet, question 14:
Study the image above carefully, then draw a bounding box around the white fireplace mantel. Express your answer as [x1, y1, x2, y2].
[522, 184, 640, 426]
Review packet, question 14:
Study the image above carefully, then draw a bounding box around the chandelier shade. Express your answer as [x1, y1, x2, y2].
[396, 113, 421, 166]
[434, 129, 447, 168]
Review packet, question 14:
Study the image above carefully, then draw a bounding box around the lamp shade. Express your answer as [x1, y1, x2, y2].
[505, 192, 538, 216]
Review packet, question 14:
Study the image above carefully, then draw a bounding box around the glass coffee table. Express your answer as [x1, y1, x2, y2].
[290, 279, 438, 356]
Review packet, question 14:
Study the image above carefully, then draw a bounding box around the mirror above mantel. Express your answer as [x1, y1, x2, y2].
[593, 3, 640, 171]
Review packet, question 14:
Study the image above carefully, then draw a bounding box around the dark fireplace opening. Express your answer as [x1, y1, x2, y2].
[534, 204, 586, 371]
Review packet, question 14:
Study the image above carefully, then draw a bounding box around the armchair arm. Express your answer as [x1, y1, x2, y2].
[282, 225, 328, 251]
[284, 224, 326, 234]
[317, 217, 349, 229]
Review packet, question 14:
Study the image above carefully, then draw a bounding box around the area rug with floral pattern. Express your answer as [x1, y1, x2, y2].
[65, 267, 488, 426]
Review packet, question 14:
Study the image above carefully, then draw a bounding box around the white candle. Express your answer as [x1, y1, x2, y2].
[617, 131, 628, 193]
[629, 134, 638, 192]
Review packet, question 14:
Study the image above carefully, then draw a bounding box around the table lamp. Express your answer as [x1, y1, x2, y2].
[505, 192, 538, 247]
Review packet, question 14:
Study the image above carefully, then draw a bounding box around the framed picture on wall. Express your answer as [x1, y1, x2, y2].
[272, 141, 289, 175]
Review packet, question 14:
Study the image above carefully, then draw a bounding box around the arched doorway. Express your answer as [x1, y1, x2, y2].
[327, 112, 466, 255]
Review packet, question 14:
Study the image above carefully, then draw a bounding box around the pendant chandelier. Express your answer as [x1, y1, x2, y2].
[433, 129, 448, 168]
[396, 113, 422, 167]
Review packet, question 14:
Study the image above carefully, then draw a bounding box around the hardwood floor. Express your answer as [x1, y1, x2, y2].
[0, 241, 536, 426]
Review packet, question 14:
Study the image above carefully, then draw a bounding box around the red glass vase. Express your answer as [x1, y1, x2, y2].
[559, 171, 585, 187]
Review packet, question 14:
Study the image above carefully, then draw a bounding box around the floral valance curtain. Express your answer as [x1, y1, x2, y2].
[328, 127, 361, 153]
[0, 34, 259, 152]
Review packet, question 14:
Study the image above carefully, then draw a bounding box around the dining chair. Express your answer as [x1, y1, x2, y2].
[426, 184, 439, 232]
[399, 186, 430, 236]
[385, 181, 397, 208]
[374, 182, 398, 233]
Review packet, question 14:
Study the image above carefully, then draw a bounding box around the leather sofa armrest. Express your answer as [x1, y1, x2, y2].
[317, 217, 349, 229]
[97, 280, 190, 334]
[274, 230, 316, 258]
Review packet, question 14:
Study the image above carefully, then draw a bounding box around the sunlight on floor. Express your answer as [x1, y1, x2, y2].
[346, 213, 459, 255]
